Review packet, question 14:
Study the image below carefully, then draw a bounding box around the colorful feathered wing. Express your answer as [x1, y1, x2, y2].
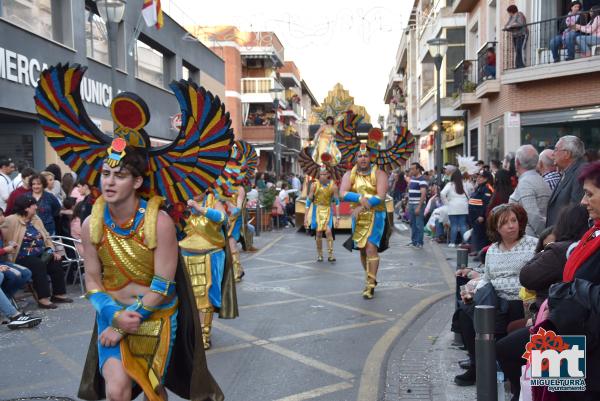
[34, 64, 234, 206]
[374, 125, 415, 173]
[239, 140, 258, 181]
[334, 110, 363, 165]
[34, 64, 113, 186]
[298, 148, 345, 181]
[211, 140, 256, 199]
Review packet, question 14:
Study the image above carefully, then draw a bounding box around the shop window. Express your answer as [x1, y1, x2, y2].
[470, 128, 478, 158]
[485, 118, 504, 163]
[1, 0, 53, 39]
[135, 39, 164, 88]
[85, 8, 109, 65]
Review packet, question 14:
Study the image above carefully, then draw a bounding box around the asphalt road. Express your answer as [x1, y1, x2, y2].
[0, 227, 455, 401]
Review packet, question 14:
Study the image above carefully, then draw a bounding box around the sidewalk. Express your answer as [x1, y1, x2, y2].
[383, 233, 477, 401]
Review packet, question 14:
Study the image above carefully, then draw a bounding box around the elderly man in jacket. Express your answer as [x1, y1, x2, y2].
[546, 135, 586, 227]
[509, 145, 551, 237]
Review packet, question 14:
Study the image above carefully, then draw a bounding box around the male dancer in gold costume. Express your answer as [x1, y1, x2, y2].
[180, 190, 237, 350]
[340, 143, 389, 299]
[304, 166, 340, 262]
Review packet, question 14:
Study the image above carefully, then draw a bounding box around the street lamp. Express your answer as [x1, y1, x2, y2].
[269, 87, 284, 179]
[427, 37, 448, 182]
[96, 0, 126, 102]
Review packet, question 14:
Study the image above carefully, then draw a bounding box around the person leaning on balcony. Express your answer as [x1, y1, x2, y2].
[503, 5, 528, 68]
[483, 47, 496, 79]
[575, 5, 600, 56]
[550, 1, 588, 62]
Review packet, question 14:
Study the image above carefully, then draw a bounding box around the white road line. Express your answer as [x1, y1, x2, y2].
[274, 381, 354, 401]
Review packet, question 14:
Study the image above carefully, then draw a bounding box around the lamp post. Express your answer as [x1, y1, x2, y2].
[96, 0, 126, 102]
[427, 37, 448, 183]
[269, 87, 284, 179]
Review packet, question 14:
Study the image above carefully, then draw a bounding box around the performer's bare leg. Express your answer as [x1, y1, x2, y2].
[325, 227, 335, 262]
[103, 358, 133, 401]
[362, 242, 379, 300]
[315, 231, 324, 262]
[359, 248, 367, 271]
[230, 237, 244, 281]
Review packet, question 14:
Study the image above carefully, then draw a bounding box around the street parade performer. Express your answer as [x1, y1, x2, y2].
[337, 112, 415, 299]
[180, 188, 238, 351]
[34, 64, 233, 401]
[312, 116, 342, 166]
[212, 140, 258, 282]
[304, 165, 340, 262]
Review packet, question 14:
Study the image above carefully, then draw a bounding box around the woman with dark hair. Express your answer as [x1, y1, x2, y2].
[487, 169, 513, 216]
[441, 169, 469, 247]
[542, 161, 600, 400]
[503, 5, 527, 68]
[1, 195, 72, 309]
[28, 173, 61, 235]
[44, 163, 64, 202]
[61, 173, 75, 201]
[454, 203, 537, 386]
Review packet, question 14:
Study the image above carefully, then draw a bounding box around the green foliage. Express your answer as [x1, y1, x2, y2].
[260, 187, 278, 210]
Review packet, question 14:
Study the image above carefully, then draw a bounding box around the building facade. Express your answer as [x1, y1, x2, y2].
[385, 0, 467, 170]
[451, 0, 600, 163]
[0, 0, 224, 171]
[190, 26, 319, 176]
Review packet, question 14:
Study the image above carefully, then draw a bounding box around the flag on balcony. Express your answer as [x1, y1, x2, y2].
[142, 0, 164, 30]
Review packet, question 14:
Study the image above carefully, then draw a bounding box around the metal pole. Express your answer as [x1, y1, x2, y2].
[255, 201, 261, 237]
[475, 305, 497, 401]
[107, 20, 119, 103]
[434, 55, 443, 187]
[274, 99, 281, 179]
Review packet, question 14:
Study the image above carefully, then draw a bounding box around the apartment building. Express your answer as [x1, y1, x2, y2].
[451, 0, 600, 162]
[191, 26, 319, 175]
[0, 0, 224, 170]
[384, 0, 467, 169]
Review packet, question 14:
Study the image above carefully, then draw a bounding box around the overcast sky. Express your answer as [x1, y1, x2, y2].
[169, 0, 413, 122]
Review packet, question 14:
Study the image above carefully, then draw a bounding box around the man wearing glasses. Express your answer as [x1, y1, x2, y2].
[546, 135, 586, 227]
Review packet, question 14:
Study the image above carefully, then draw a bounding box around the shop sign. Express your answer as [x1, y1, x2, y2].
[508, 112, 521, 128]
[0, 46, 113, 108]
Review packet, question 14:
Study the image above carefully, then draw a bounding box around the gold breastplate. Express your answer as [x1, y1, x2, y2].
[350, 165, 386, 211]
[314, 182, 334, 206]
[90, 197, 161, 291]
[179, 193, 226, 251]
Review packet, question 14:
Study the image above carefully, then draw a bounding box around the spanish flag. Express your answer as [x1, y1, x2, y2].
[142, 0, 164, 30]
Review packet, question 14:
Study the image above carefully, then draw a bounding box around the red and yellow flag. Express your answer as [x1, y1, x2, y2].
[142, 0, 163, 30]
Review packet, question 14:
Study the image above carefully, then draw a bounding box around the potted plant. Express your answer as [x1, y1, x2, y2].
[259, 187, 278, 231]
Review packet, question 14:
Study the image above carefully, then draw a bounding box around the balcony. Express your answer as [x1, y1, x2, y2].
[281, 101, 302, 120]
[241, 78, 286, 105]
[242, 125, 275, 144]
[475, 42, 500, 98]
[502, 15, 600, 84]
[452, 0, 478, 13]
[282, 134, 301, 153]
[452, 59, 481, 110]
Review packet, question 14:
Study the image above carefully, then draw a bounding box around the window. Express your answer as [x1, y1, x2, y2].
[85, 8, 109, 64]
[420, 63, 434, 98]
[182, 65, 190, 81]
[485, 118, 504, 163]
[182, 61, 199, 82]
[135, 39, 164, 88]
[445, 28, 465, 98]
[1, 0, 53, 39]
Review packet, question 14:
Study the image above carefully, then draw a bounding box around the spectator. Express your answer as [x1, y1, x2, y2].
[503, 5, 528, 68]
[537, 148, 561, 191]
[70, 179, 88, 203]
[70, 201, 85, 256]
[393, 171, 408, 218]
[291, 174, 301, 194]
[5, 167, 35, 216]
[57, 197, 77, 237]
[28, 174, 61, 235]
[575, 5, 600, 56]
[503, 152, 518, 189]
[40, 171, 63, 204]
[483, 47, 496, 78]
[424, 183, 444, 240]
[11, 160, 29, 189]
[509, 145, 551, 236]
[0, 264, 41, 329]
[407, 162, 427, 249]
[44, 164, 64, 202]
[490, 159, 501, 176]
[1, 195, 72, 309]
[468, 170, 494, 254]
[0, 207, 33, 301]
[550, 1, 587, 62]
[61, 173, 75, 202]
[454, 203, 537, 386]
[547, 135, 586, 227]
[487, 169, 513, 216]
[441, 170, 470, 248]
[0, 157, 15, 211]
[585, 148, 599, 162]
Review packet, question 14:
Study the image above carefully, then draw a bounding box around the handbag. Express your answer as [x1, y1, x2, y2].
[39, 247, 54, 265]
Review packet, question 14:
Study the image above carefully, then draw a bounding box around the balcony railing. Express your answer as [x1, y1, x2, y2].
[453, 59, 478, 96]
[282, 134, 301, 152]
[241, 78, 284, 94]
[477, 42, 497, 83]
[502, 13, 600, 71]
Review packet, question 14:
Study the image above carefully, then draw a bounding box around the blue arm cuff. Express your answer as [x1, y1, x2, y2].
[342, 192, 361, 203]
[205, 208, 225, 223]
[86, 290, 123, 325]
[150, 275, 176, 297]
[368, 196, 382, 207]
[305, 199, 312, 208]
[126, 298, 156, 321]
[334, 197, 340, 206]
